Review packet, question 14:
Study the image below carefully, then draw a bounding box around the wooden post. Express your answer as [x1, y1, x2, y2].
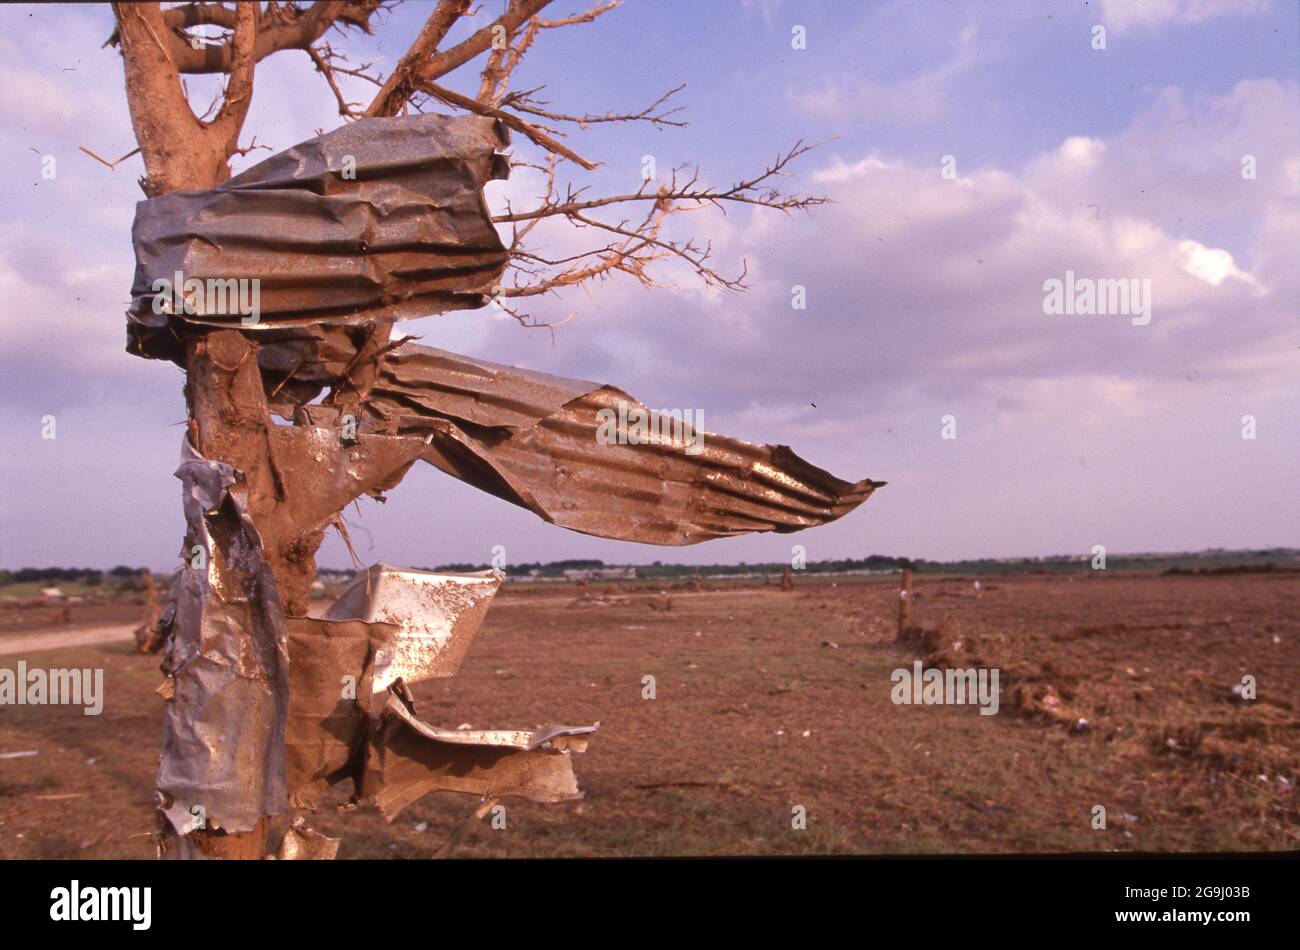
[896, 567, 912, 639]
[781, 565, 794, 591]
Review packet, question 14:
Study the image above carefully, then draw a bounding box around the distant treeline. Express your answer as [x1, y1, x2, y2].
[0, 565, 146, 586]
[6, 549, 1298, 586]
[378, 548, 1300, 580]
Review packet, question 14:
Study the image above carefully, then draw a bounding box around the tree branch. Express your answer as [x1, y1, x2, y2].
[366, 0, 553, 117]
[419, 79, 597, 169]
[106, 1, 386, 75]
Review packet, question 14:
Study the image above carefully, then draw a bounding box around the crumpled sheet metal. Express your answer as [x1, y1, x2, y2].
[276, 818, 340, 860]
[157, 441, 290, 835]
[285, 616, 382, 810]
[359, 343, 883, 545]
[125, 112, 510, 364]
[286, 574, 595, 818]
[364, 692, 594, 817]
[324, 563, 501, 687]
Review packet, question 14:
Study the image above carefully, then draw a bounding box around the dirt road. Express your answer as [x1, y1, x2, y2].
[0, 625, 135, 657]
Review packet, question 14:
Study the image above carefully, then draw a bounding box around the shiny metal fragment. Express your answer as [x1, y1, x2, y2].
[277, 817, 340, 860]
[157, 441, 289, 835]
[324, 564, 502, 688]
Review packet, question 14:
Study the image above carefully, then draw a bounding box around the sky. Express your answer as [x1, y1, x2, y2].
[0, 0, 1296, 571]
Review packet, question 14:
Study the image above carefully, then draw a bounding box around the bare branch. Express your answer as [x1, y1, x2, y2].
[307, 42, 381, 116]
[364, 0, 470, 117]
[210, 2, 258, 141]
[502, 82, 687, 129]
[419, 79, 597, 169]
[106, 1, 387, 75]
[366, 0, 553, 118]
[79, 144, 141, 169]
[495, 140, 829, 223]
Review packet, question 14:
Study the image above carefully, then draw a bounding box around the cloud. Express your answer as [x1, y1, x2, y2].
[787, 22, 981, 121]
[1100, 0, 1272, 32]
[470, 76, 1298, 459]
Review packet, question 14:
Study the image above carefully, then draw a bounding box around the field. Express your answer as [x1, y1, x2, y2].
[0, 571, 1296, 857]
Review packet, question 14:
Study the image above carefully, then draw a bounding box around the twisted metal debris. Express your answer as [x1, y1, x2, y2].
[128, 114, 880, 857]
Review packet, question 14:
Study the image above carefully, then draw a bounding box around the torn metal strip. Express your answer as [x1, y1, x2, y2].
[157, 440, 290, 835]
[365, 692, 596, 819]
[361, 343, 883, 545]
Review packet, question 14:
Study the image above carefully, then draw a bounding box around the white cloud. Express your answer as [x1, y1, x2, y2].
[1178, 240, 1260, 288]
[1100, 0, 1272, 31]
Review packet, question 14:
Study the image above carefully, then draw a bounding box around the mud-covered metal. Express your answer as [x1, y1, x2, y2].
[284, 616, 382, 810]
[353, 343, 884, 545]
[125, 113, 511, 364]
[132, 110, 880, 857]
[284, 592, 597, 819]
[365, 691, 595, 817]
[277, 817, 341, 860]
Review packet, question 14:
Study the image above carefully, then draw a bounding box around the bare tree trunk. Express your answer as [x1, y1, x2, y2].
[113, 3, 298, 859]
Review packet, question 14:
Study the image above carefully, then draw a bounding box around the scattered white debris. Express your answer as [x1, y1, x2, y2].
[414, 821, 428, 833]
[456, 722, 473, 730]
[802, 729, 811, 738]
[0, 751, 39, 760]
[774, 729, 785, 737]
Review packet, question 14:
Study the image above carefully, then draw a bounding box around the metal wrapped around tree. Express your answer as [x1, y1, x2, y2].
[125, 113, 511, 363]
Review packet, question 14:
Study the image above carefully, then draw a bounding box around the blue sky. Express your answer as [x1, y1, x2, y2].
[0, 0, 1296, 571]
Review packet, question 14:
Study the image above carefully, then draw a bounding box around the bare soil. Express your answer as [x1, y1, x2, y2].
[0, 572, 1295, 857]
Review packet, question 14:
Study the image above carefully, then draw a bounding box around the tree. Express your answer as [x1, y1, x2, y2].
[107, 0, 879, 859]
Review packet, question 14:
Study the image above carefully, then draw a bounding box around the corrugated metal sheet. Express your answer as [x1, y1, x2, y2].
[360, 343, 884, 544]
[126, 113, 510, 363]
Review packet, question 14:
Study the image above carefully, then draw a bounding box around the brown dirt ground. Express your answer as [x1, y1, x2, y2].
[0, 572, 1295, 858]
[0, 601, 145, 636]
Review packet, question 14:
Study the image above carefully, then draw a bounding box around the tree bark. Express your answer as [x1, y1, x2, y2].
[113, 2, 306, 858]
